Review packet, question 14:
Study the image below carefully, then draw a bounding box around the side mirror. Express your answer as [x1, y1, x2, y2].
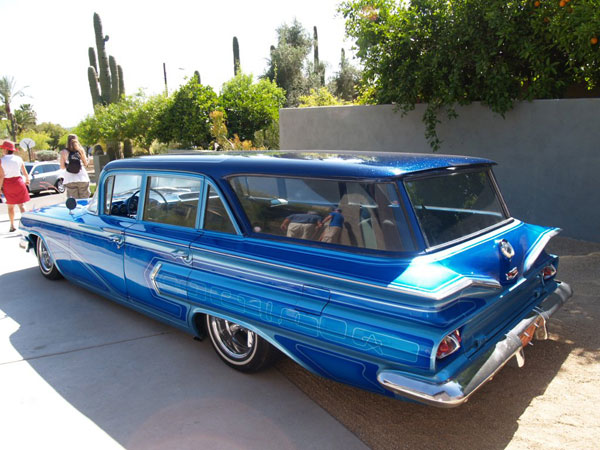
[65, 197, 77, 214]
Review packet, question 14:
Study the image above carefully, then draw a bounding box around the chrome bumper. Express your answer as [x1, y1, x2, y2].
[377, 281, 573, 408]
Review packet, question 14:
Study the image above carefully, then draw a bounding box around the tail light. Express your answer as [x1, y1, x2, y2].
[541, 264, 557, 280]
[436, 329, 461, 359]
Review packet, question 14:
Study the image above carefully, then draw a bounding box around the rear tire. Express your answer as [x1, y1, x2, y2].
[36, 237, 63, 280]
[205, 314, 279, 372]
[55, 178, 65, 193]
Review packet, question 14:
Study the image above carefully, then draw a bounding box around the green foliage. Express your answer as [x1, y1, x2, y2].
[35, 150, 59, 161]
[18, 130, 51, 150]
[35, 122, 68, 149]
[0, 76, 27, 141]
[340, 0, 600, 150]
[220, 72, 285, 141]
[154, 78, 219, 148]
[299, 87, 348, 107]
[14, 104, 37, 135]
[263, 19, 313, 106]
[329, 49, 361, 102]
[74, 91, 169, 154]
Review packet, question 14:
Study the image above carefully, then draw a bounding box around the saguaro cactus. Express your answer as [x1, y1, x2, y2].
[233, 36, 240, 75]
[87, 12, 124, 107]
[194, 71, 201, 84]
[314, 26, 325, 86]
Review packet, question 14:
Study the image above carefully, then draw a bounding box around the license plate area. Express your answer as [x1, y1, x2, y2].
[519, 316, 545, 347]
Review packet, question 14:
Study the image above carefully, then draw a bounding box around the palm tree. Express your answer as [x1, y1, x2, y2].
[0, 76, 28, 141]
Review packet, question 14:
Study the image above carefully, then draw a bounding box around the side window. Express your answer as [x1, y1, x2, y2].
[203, 184, 236, 234]
[50, 164, 60, 172]
[142, 175, 202, 228]
[103, 174, 142, 218]
[32, 165, 43, 175]
[230, 176, 415, 252]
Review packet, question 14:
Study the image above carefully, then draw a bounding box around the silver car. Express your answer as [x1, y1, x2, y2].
[25, 162, 64, 195]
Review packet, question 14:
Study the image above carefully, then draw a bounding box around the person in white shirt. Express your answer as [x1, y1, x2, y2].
[60, 134, 90, 199]
[0, 140, 30, 232]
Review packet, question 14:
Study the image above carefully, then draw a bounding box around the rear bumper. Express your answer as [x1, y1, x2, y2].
[377, 281, 573, 407]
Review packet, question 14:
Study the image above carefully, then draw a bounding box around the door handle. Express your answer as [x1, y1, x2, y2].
[108, 234, 124, 248]
[172, 249, 192, 264]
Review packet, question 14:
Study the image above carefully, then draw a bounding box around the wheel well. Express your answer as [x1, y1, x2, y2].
[29, 234, 40, 255]
[191, 312, 207, 339]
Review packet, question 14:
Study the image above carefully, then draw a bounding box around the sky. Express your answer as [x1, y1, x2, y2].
[1, 0, 357, 128]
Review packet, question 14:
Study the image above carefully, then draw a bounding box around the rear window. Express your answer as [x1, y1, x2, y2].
[404, 169, 508, 248]
[229, 176, 416, 252]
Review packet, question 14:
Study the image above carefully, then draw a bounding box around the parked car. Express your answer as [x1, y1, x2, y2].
[24, 161, 64, 195]
[19, 152, 572, 407]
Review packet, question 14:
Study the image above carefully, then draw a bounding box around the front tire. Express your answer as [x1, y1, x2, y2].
[36, 237, 62, 280]
[205, 315, 279, 372]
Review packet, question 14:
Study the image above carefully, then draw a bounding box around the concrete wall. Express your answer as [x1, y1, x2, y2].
[280, 99, 600, 242]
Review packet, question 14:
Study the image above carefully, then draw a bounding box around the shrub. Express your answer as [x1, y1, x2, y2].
[35, 150, 58, 161]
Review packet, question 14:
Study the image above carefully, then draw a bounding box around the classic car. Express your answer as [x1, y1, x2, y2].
[19, 151, 572, 407]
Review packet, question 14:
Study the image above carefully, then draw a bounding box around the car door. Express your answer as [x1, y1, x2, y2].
[29, 164, 45, 193]
[123, 173, 203, 325]
[67, 172, 142, 300]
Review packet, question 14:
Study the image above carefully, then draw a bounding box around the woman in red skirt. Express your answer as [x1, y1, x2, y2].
[0, 140, 30, 232]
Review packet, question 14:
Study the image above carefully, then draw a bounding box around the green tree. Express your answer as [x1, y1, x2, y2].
[330, 49, 361, 102]
[0, 76, 27, 141]
[340, 0, 600, 150]
[263, 19, 313, 107]
[35, 122, 68, 149]
[154, 78, 219, 148]
[299, 87, 348, 107]
[220, 72, 285, 141]
[17, 130, 52, 151]
[14, 104, 37, 135]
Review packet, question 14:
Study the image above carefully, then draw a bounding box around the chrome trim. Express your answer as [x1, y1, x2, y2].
[149, 262, 162, 294]
[377, 281, 572, 407]
[523, 228, 561, 272]
[190, 243, 501, 302]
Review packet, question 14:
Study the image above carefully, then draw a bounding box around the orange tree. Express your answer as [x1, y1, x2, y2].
[340, 0, 600, 149]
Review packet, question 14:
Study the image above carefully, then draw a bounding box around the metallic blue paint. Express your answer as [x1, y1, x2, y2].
[19, 151, 571, 406]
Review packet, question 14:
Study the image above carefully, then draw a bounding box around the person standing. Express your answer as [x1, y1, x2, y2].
[60, 134, 90, 199]
[0, 140, 31, 232]
[319, 207, 345, 244]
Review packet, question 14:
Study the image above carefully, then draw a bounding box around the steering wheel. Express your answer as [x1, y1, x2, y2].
[126, 188, 169, 216]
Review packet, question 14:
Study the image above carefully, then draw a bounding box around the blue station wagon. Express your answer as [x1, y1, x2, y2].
[19, 151, 572, 407]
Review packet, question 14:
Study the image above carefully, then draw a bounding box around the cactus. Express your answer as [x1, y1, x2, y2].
[118, 65, 125, 96]
[88, 12, 125, 107]
[109, 55, 120, 103]
[88, 47, 97, 73]
[313, 26, 325, 86]
[233, 36, 240, 75]
[194, 71, 201, 84]
[87, 66, 102, 106]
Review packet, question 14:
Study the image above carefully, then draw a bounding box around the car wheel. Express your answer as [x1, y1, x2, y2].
[36, 237, 63, 280]
[205, 315, 279, 372]
[55, 178, 65, 193]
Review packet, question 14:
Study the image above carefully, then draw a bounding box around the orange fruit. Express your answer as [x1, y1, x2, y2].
[591, 37, 599, 45]
[559, 0, 566, 6]
[534, 0, 540, 6]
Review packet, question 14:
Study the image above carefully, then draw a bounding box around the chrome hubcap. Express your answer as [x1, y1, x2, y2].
[210, 317, 255, 360]
[38, 240, 53, 273]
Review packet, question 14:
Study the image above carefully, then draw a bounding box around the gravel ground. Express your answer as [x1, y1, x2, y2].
[276, 237, 600, 450]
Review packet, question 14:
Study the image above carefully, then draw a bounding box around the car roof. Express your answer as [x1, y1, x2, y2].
[104, 150, 495, 179]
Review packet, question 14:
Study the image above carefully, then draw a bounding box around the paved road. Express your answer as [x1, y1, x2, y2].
[0, 225, 367, 449]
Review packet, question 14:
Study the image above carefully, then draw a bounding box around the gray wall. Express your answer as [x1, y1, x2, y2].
[280, 99, 600, 242]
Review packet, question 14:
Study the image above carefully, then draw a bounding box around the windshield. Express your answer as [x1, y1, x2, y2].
[404, 169, 508, 248]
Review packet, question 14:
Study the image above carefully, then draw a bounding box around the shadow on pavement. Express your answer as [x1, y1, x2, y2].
[0, 265, 366, 450]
